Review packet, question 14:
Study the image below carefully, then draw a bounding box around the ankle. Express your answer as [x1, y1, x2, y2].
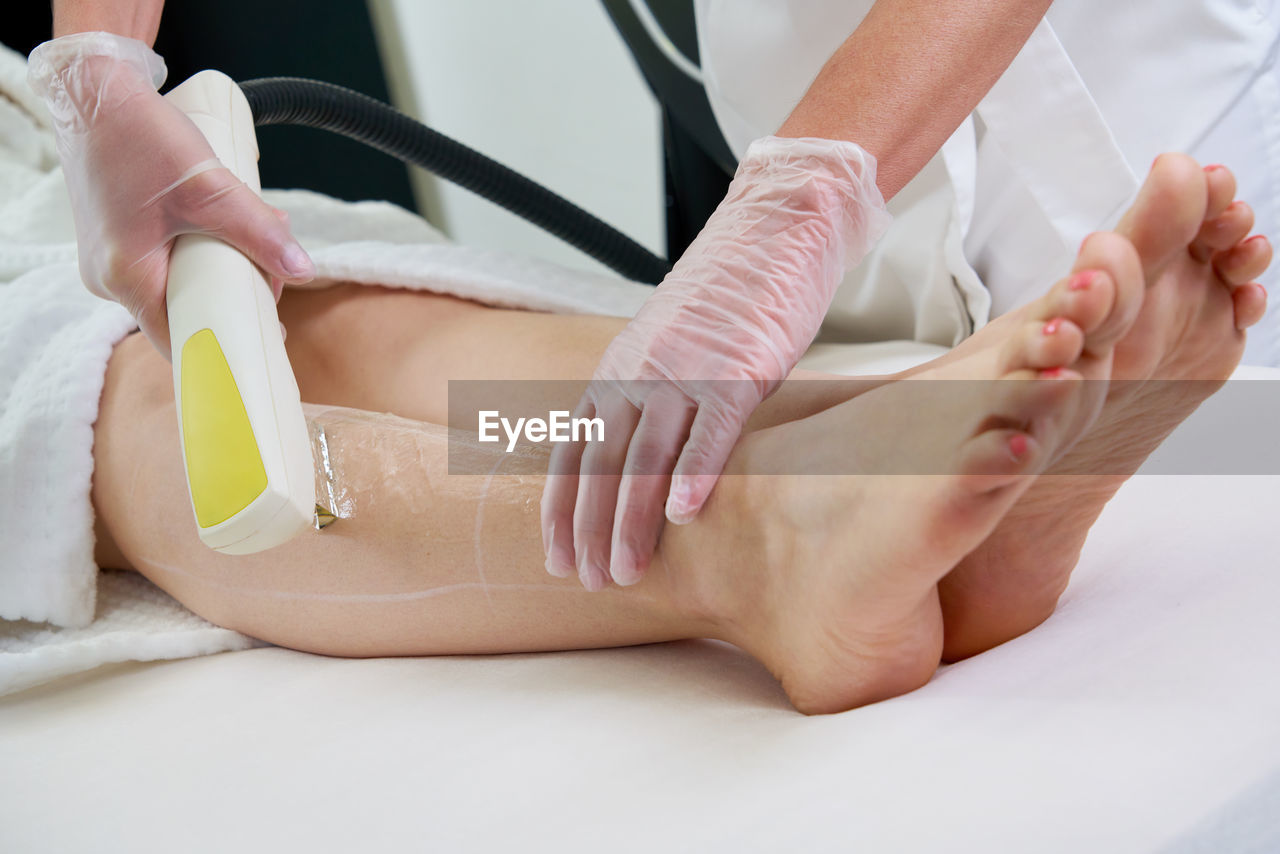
[654, 447, 797, 660]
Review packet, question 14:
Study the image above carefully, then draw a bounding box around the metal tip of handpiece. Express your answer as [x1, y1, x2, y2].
[314, 504, 337, 530]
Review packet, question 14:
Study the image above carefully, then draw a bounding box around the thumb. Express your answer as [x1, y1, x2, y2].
[193, 176, 314, 284]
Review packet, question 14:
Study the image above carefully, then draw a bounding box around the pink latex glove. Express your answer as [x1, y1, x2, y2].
[541, 136, 891, 591]
[27, 32, 314, 355]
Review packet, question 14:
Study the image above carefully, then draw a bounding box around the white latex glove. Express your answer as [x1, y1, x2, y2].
[27, 32, 315, 354]
[541, 136, 891, 591]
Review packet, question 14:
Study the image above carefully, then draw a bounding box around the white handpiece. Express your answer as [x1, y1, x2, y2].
[165, 70, 314, 555]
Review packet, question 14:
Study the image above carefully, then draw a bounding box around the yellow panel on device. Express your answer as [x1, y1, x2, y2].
[180, 328, 268, 528]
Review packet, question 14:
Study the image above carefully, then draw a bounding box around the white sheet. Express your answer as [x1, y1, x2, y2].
[1, 467, 1278, 853]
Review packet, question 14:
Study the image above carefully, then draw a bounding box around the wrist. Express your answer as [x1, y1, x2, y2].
[53, 0, 166, 43]
[739, 136, 881, 201]
[28, 32, 167, 104]
[736, 136, 892, 264]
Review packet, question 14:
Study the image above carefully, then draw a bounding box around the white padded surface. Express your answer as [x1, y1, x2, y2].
[2, 465, 1278, 853]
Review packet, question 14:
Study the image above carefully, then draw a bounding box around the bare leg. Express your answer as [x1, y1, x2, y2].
[93, 333, 717, 656]
[87, 156, 1265, 712]
[273, 285, 871, 429]
[271, 158, 1270, 662]
[91, 257, 1119, 712]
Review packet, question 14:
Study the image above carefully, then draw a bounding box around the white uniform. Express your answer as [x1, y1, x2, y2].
[695, 0, 1280, 366]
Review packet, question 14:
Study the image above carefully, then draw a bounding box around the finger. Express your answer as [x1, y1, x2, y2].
[573, 390, 641, 591]
[185, 171, 315, 284]
[124, 250, 175, 359]
[268, 209, 292, 302]
[541, 397, 594, 578]
[135, 305, 173, 360]
[666, 402, 750, 524]
[609, 391, 696, 586]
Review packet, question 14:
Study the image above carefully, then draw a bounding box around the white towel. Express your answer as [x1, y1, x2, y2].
[0, 570, 264, 695]
[0, 42, 652, 694]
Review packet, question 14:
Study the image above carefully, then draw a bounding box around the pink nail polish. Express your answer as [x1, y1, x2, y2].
[1204, 164, 1225, 173]
[1069, 271, 1096, 291]
[1008, 434, 1029, 459]
[1043, 318, 1063, 336]
[1041, 367, 1066, 379]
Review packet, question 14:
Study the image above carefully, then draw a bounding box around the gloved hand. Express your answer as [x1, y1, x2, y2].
[27, 32, 315, 355]
[541, 136, 891, 591]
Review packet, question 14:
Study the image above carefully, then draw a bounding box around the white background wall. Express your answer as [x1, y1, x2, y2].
[376, 0, 665, 276]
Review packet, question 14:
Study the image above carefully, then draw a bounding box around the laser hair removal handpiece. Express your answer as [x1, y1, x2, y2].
[165, 70, 315, 554]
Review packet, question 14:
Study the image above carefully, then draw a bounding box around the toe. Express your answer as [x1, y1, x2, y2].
[1192, 201, 1254, 262]
[1001, 366, 1082, 413]
[989, 366, 1083, 438]
[1214, 234, 1273, 286]
[1056, 231, 1142, 353]
[955, 427, 1042, 487]
[1004, 316, 1085, 372]
[1232, 282, 1269, 330]
[1202, 164, 1238, 221]
[1117, 153, 1210, 277]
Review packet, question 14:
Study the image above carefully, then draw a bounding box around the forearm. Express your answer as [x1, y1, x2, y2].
[776, 0, 1053, 200]
[53, 0, 166, 43]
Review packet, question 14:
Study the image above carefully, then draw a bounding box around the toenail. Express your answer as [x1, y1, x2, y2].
[1040, 367, 1067, 379]
[1008, 434, 1029, 460]
[1043, 318, 1063, 336]
[1069, 270, 1096, 291]
[1204, 164, 1226, 173]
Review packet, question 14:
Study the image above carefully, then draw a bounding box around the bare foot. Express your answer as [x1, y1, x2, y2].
[937, 155, 1272, 660]
[676, 256, 1141, 714]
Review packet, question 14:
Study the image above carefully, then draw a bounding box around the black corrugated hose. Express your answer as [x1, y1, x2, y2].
[240, 77, 672, 284]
